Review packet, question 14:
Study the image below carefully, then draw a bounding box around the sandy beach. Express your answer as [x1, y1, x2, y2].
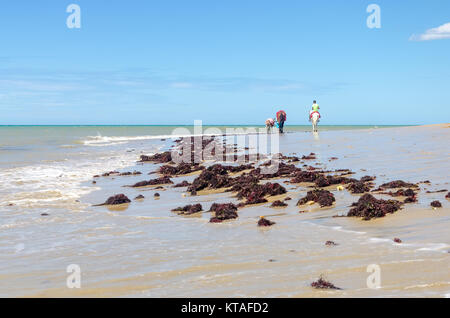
[0, 124, 449, 298]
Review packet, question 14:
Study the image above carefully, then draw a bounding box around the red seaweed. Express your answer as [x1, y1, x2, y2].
[171, 203, 203, 215]
[347, 194, 402, 220]
[297, 190, 335, 207]
[311, 276, 341, 290]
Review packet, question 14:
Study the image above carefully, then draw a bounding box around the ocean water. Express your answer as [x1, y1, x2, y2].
[0, 124, 449, 297]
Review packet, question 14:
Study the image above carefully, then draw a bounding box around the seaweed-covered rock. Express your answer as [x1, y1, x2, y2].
[302, 153, 316, 160]
[347, 181, 371, 194]
[236, 182, 287, 205]
[360, 176, 376, 182]
[209, 203, 238, 223]
[159, 163, 204, 176]
[173, 180, 191, 188]
[129, 176, 173, 187]
[139, 151, 172, 163]
[377, 180, 418, 189]
[314, 175, 356, 188]
[271, 200, 288, 207]
[311, 276, 341, 290]
[118, 171, 142, 176]
[258, 217, 276, 227]
[290, 171, 321, 183]
[95, 194, 131, 206]
[172, 203, 203, 215]
[431, 201, 442, 208]
[134, 194, 145, 200]
[347, 194, 402, 220]
[297, 190, 335, 207]
[446, 192, 450, 199]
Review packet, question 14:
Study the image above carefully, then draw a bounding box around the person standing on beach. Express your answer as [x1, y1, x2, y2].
[276, 110, 287, 134]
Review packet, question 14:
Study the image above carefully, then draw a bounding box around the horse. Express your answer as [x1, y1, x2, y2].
[311, 112, 320, 133]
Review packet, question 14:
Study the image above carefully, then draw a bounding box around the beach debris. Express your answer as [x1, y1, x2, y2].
[329, 157, 338, 160]
[186, 164, 253, 194]
[271, 200, 288, 208]
[347, 194, 402, 220]
[297, 190, 335, 207]
[171, 204, 203, 215]
[393, 238, 402, 243]
[311, 275, 341, 290]
[430, 201, 442, 208]
[314, 175, 357, 188]
[92, 181, 96, 184]
[268, 259, 277, 262]
[236, 182, 287, 205]
[258, 216, 276, 227]
[139, 151, 172, 164]
[302, 153, 317, 160]
[209, 203, 238, 223]
[336, 185, 344, 191]
[426, 189, 448, 193]
[119, 171, 142, 176]
[41, 213, 49, 216]
[95, 194, 131, 206]
[129, 176, 173, 187]
[382, 188, 417, 203]
[94, 170, 142, 177]
[173, 180, 191, 188]
[376, 180, 418, 190]
[134, 194, 145, 200]
[347, 181, 371, 194]
[290, 171, 321, 183]
[159, 163, 204, 176]
[325, 241, 338, 246]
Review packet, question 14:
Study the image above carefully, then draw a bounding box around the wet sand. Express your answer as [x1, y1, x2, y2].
[1, 124, 449, 297]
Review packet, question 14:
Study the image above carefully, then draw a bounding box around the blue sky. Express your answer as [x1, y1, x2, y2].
[0, 0, 449, 125]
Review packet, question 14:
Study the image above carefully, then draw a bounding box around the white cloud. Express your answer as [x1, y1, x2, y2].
[410, 22, 450, 41]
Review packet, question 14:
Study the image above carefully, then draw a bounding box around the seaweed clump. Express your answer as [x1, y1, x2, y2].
[302, 153, 317, 160]
[258, 217, 276, 227]
[209, 203, 238, 223]
[171, 204, 203, 215]
[376, 180, 418, 190]
[129, 176, 173, 187]
[311, 276, 341, 290]
[271, 200, 288, 208]
[430, 201, 442, 208]
[139, 151, 172, 163]
[236, 182, 287, 205]
[95, 194, 131, 206]
[297, 190, 335, 207]
[173, 180, 191, 188]
[159, 163, 204, 176]
[314, 175, 356, 188]
[347, 181, 371, 194]
[347, 194, 402, 220]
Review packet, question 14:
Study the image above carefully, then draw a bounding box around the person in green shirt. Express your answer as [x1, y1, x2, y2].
[309, 100, 321, 121]
[312, 100, 320, 112]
